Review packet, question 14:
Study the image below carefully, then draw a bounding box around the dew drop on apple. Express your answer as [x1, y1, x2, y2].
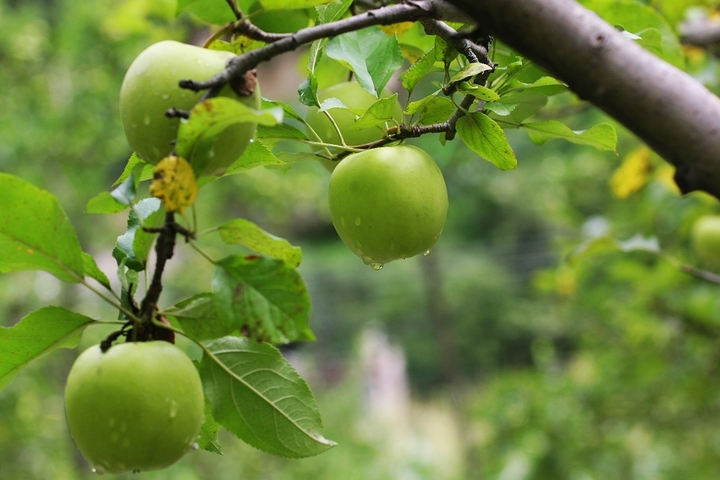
[143, 114, 151, 126]
[424, 249, 431, 256]
[91, 466, 106, 475]
[192, 442, 199, 450]
[161, 94, 169, 100]
[370, 262, 384, 271]
[169, 399, 178, 419]
[355, 216, 361, 226]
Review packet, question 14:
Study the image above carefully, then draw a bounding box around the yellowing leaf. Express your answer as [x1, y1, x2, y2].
[149, 156, 198, 213]
[654, 164, 681, 195]
[380, 22, 414, 37]
[609, 147, 652, 198]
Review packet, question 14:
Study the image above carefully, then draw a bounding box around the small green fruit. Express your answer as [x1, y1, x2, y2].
[692, 215, 720, 266]
[64, 341, 204, 474]
[306, 82, 403, 170]
[328, 145, 448, 267]
[119, 40, 260, 176]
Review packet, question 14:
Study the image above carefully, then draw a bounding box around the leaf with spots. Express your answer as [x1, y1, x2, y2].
[212, 255, 314, 344]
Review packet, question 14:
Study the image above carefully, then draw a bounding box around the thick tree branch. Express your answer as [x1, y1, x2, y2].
[446, 0, 720, 199]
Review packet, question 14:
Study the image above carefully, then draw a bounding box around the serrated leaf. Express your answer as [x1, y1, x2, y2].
[113, 153, 149, 187]
[499, 76, 567, 96]
[224, 140, 285, 175]
[325, 26, 403, 97]
[164, 293, 224, 341]
[262, 98, 304, 122]
[523, 121, 617, 152]
[176, 97, 282, 175]
[82, 252, 111, 290]
[458, 83, 501, 102]
[483, 102, 517, 116]
[417, 97, 455, 126]
[213, 255, 314, 344]
[349, 95, 401, 130]
[404, 89, 442, 116]
[110, 170, 139, 205]
[448, 62, 493, 86]
[198, 398, 223, 455]
[257, 123, 309, 140]
[176, 0, 242, 24]
[113, 198, 165, 272]
[0, 173, 85, 283]
[457, 112, 517, 170]
[219, 218, 302, 267]
[400, 46, 437, 92]
[0, 306, 94, 390]
[261, 0, 330, 10]
[200, 336, 335, 457]
[85, 192, 128, 214]
[298, 75, 320, 107]
[314, 0, 351, 24]
[318, 97, 352, 113]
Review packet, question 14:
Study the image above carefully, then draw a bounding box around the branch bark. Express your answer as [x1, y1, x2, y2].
[445, 0, 720, 198]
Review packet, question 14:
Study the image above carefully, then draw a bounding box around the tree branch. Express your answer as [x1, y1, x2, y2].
[445, 0, 720, 199]
[180, 0, 472, 94]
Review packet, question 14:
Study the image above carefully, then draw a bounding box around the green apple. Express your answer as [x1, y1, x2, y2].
[119, 40, 260, 176]
[64, 341, 204, 474]
[306, 81, 403, 170]
[692, 215, 720, 266]
[328, 145, 448, 267]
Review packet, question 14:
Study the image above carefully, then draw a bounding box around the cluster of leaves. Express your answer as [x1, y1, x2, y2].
[0, 0, 639, 462]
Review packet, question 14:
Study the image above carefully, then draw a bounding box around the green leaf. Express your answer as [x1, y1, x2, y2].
[113, 198, 165, 272]
[417, 97, 455, 126]
[0, 306, 94, 390]
[448, 62, 493, 86]
[200, 336, 336, 457]
[325, 26, 403, 97]
[176, 0, 242, 24]
[176, 97, 282, 175]
[85, 192, 128, 214]
[0, 173, 85, 283]
[198, 398, 223, 455]
[219, 218, 302, 267]
[262, 98, 304, 122]
[523, 121, 618, 152]
[400, 46, 437, 92]
[224, 140, 285, 175]
[164, 293, 224, 342]
[260, 0, 331, 10]
[483, 102, 517, 116]
[314, 0, 351, 24]
[499, 76, 567, 96]
[458, 83, 501, 102]
[349, 95, 401, 131]
[113, 153, 151, 187]
[257, 123, 309, 141]
[213, 255, 315, 344]
[298, 75, 320, 107]
[495, 92, 548, 124]
[568, 234, 660, 265]
[82, 252, 111, 290]
[404, 90, 442, 116]
[457, 112, 517, 170]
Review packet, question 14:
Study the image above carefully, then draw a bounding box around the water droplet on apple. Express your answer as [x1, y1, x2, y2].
[354, 216, 361, 226]
[161, 94, 169, 100]
[91, 465, 106, 475]
[370, 262, 384, 270]
[340, 217, 346, 227]
[143, 115, 151, 126]
[192, 442, 199, 450]
[424, 249, 431, 256]
[169, 399, 178, 419]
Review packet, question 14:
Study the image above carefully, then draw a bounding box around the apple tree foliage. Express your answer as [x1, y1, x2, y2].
[0, 0, 704, 464]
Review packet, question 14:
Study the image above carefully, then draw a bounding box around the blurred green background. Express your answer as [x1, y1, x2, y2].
[3, 0, 720, 478]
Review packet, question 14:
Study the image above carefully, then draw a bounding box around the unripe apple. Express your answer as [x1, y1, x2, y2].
[306, 82, 403, 170]
[328, 145, 448, 267]
[64, 341, 204, 474]
[692, 215, 720, 266]
[119, 40, 260, 176]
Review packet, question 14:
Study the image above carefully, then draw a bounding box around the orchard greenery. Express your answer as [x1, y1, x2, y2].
[2, 0, 704, 474]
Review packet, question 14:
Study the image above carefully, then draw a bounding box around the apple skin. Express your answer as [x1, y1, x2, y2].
[306, 82, 403, 170]
[64, 341, 204, 474]
[692, 215, 720, 266]
[119, 40, 261, 176]
[328, 145, 448, 266]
